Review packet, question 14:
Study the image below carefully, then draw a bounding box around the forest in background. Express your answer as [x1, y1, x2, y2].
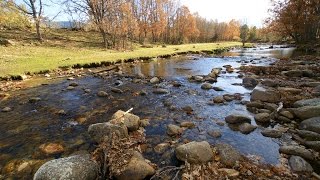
[0, 0, 319, 49]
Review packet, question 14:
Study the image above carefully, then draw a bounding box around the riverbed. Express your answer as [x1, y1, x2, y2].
[0, 46, 296, 178]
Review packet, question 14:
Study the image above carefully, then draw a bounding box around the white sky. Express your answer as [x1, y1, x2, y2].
[180, 0, 271, 27]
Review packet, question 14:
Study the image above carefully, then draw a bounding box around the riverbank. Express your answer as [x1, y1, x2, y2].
[0, 28, 241, 79]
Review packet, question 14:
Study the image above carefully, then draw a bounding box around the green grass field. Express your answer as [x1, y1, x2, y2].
[0, 29, 242, 77]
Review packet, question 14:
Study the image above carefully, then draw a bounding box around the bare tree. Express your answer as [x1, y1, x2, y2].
[8, 0, 44, 41]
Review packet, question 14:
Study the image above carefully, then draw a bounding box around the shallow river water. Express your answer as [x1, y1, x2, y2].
[0, 45, 296, 177]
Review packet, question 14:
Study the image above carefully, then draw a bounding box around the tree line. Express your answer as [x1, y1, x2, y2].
[1, 0, 280, 49]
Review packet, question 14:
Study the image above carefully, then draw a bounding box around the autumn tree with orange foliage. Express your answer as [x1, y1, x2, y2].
[267, 0, 320, 44]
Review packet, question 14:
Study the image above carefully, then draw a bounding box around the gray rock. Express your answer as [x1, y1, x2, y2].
[304, 141, 320, 151]
[153, 88, 169, 94]
[29, 97, 41, 103]
[299, 117, 320, 133]
[294, 105, 320, 120]
[180, 122, 195, 129]
[239, 123, 257, 134]
[88, 122, 128, 143]
[208, 130, 222, 138]
[279, 111, 294, 119]
[254, 113, 271, 123]
[69, 82, 78, 87]
[278, 87, 302, 94]
[251, 88, 280, 103]
[243, 77, 258, 88]
[213, 96, 225, 103]
[194, 76, 204, 82]
[201, 83, 212, 90]
[97, 91, 108, 97]
[264, 103, 278, 112]
[111, 110, 140, 131]
[111, 87, 123, 94]
[34, 154, 98, 180]
[66, 86, 75, 90]
[167, 124, 183, 136]
[261, 129, 282, 138]
[246, 102, 264, 109]
[297, 130, 320, 141]
[289, 156, 313, 173]
[261, 79, 278, 87]
[279, 146, 314, 160]
[213, 87, 224, 91]
[277, 115, 292, 123]
[225, 114, 251, 124]
[258, 109, 272, 114]
[293, 98, 320, 108]
[281, 70, 303, 77]
[115, 151, 155, 180]
[175, 141, 213, 164]
[150, 77, 160, 84]
[216, 143, 242, 167]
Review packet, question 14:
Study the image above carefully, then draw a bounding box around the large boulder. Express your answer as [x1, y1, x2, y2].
[225, 114, 251, 124]
[294, 105, 320, 120]
[261, 129, 282, 138]
[239, 123, 257, 134]
[293, 98, 320, 108]
[289, 156, 313, 173]
[34, 154, 99, 180]
[176, 141, 213, 164]
[299, 117, 320, 133]
[111, 110, 140, 131]
[115, 151, 155, 180]
[254, 113, 271, 123]
[251, 88, 280, 103]
[88, 122, 128, 143]
[216, 143, 242, 167]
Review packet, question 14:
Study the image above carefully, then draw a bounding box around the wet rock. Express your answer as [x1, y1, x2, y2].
[254, 113, 271, 123]
[115, 80, 123, 86]
[115, 151, 155, 180]
[226, 67, 234, 73]
[67, 86, 75, 90]
[111, 110, 140, 131]
[180, 122, 195, 129]
[213, 96, 225, 104]
[261, 79, 278, 87]
[175, 141, 213, 164]
[29, 97, 41, 103]
[216, 121, 225, 126]
[201, 83, 212, 90]
[281, 70, 303, 77]
[216, 143, 242, 167]
[150, 77, 160, 84]
[261, 129, 282, 138]
[246, 101, 264, 109]
[154, 143, 170, 154]
[297, 130, 320, 141]
[213, 87, 224, 91]
[223, 94, 234, 102]
[294, 105, 320, 120]
[278, 87, 302, 94]
[208, 130, 222, 138]
[111, 87, 123, 94]
[139, 90, 147, 96]
[97, 91, 108, 97]
[2, 107, 12, 112]
[303, 140, 320, 151]
[293, 98, 320, 108]
[167, 124, 183, 136]
[137, 72, 145, 78]
[88, 122, 128, 143]
[277, 115, 292, 123]
[264, 103, 278, 112]
[39, 143, 64, 155]
[239, 123, 257, 134]
[279, 146, 314, 160]
[289, 156, 313, 173]
[225, 114, 251, 124]
[243, 77, 258, 88]
[280, 111, 294, 119]
[153, 88, 169, 94]
[84, 89, 91, 93]
[211, 68, 221, 76]
[218, 168, 240, 177]
[69, 82, 78, 87]
[182, 106, 193, 114]
[251, 88, 280, 103]
[34, 154, 98, 180]
[194, 75, 204, 82]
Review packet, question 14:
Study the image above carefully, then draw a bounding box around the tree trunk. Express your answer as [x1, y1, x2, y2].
[35, 20, 43, 41]
[100, 29, 108, 49]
